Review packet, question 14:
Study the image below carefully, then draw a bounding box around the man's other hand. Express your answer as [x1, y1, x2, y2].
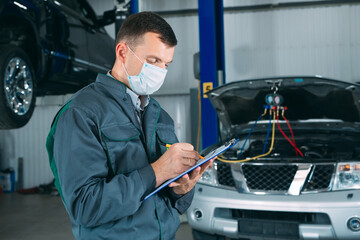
[168, 157, 215, 195]
[151, 143, 199, 187]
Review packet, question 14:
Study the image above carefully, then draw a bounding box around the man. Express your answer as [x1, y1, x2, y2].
[46, 12, 213, 239]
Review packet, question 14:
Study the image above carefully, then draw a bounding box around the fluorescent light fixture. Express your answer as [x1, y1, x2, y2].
[14, 1, 27, 10]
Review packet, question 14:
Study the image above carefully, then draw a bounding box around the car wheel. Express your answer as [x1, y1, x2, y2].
[0, 45, 36, 129]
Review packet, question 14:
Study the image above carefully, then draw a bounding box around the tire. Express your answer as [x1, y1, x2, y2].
[0, 45, 36, 129]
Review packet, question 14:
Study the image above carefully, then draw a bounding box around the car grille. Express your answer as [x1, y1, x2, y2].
[242, 165, 298, 191]
[217, 162, 235, 187]
[216, 162, 335, 193]
[302, 164, 335, 191]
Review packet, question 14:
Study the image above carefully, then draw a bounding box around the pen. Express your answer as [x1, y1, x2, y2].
[162, 143, 204, 159]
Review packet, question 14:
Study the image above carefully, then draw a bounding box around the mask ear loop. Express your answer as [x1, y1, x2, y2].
[122, 44, 144, 77]
[127, 45, 144, 64]
[122, 62, 130, 77]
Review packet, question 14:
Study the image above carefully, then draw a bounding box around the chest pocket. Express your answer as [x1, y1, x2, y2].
[101, 122, 147, 174]
[156, 124, 179, 157]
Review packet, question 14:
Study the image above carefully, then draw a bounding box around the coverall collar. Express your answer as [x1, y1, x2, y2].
[95, 73, 160, 139]
[106, 71, 150, 112]
[96, 73, 128, 98]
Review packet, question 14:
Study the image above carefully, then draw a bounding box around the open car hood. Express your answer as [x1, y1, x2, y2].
[207, 76, 360, 138]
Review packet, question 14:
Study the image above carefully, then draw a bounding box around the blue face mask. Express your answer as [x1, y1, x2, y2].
[122, 46, 167, 95]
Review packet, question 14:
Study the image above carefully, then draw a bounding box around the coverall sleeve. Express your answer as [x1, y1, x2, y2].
[53, 107, 156, 228]
[167, 187, 194, 214]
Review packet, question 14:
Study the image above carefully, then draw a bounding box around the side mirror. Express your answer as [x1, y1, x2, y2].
[97, 9, 116, 27]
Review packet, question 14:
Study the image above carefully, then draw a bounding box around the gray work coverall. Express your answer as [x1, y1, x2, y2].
[46, 73, 194, 239]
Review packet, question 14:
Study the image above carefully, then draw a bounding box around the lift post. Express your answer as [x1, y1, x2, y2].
[114, 0, 138, 33]
[198, 0, 226, 149]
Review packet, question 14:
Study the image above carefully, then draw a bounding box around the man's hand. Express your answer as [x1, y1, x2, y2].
[168, 158, 215, 195]
[151, 143, 199, 187]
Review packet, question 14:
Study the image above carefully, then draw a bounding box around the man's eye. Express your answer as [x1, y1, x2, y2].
[147, 58, 157, 63]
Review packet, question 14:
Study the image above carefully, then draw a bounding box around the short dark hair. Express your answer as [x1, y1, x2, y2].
[115, 12, 177, 48]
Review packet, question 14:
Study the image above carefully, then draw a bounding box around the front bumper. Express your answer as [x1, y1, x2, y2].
[187, 184, 360, 239]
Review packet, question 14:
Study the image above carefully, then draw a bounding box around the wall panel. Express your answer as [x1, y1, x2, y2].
[154, 94, 192, 143]
[0, 102, 61, 189]
[224, 4, 360, 83]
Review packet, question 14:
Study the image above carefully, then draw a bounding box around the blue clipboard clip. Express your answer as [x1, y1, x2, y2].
[144, 138, 239, 201]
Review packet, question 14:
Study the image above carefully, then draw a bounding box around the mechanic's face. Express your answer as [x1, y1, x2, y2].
[116, 32, 175, 86]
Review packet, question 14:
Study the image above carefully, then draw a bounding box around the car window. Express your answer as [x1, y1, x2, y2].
[78, 0, 98, 27]
[56, 0, 81, 12]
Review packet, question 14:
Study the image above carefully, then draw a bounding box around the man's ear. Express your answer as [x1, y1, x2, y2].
[115, 42, 127, 63]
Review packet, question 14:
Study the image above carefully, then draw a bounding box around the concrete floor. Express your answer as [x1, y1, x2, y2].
[0, 193, 194, 240]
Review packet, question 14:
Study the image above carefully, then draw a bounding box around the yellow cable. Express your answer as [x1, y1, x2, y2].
[196, 82, 201, 152]
[217, 112, 276, 163]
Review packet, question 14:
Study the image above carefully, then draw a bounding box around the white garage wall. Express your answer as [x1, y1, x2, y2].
[224, 4, 360, 83]
[142, 0, 360, 83]
[154, 94, 192, 143]
[0, 102, 61, 189]
[224, 0, 332, 6]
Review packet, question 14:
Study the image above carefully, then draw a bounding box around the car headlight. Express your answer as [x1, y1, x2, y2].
[333, 162, 360, 191]
[198, 162, 219, 186]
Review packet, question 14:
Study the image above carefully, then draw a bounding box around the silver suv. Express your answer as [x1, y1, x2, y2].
[187, 76, 360, 240]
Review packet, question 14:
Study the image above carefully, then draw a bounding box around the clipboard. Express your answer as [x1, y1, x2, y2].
[144, 138, 239, 201]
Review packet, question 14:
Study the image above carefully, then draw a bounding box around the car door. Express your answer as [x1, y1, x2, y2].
[77, 0, 115, 80]
[47, 0, 92, 86]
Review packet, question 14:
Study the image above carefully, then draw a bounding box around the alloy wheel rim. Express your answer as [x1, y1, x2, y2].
[4, 57, 33, 116]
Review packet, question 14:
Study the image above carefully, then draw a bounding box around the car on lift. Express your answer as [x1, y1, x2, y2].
[188, 76, 360, 240]
[0, 0, 115, 128]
